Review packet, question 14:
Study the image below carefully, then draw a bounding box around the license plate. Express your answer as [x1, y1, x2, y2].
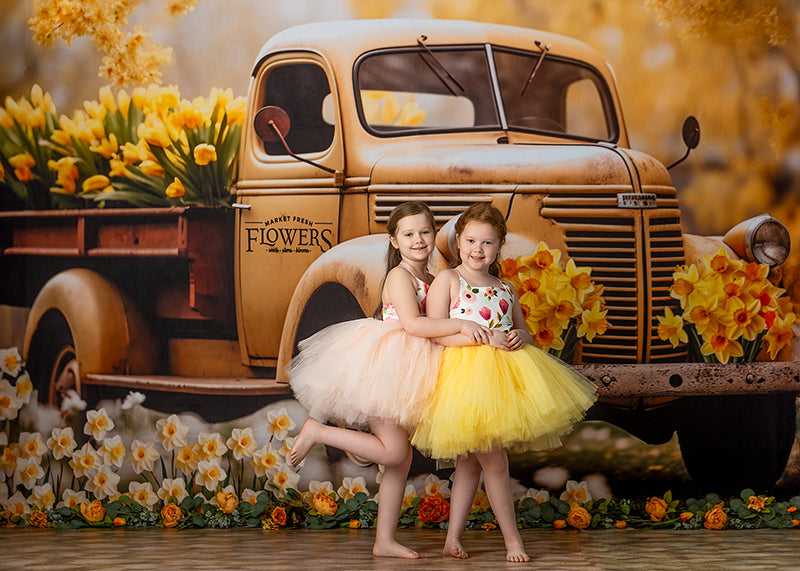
[617, 193, 657, 208]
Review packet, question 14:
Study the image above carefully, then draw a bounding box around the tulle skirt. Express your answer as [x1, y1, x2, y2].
[286, 318, 442, 431]
[411, 344, 597, 459]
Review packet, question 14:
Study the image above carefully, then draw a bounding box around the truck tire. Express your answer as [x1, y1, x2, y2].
[677, 394, 797, 493]
[293, 282, 366, 350]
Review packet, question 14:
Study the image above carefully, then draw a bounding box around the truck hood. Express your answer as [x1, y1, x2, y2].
[368, 143, 671, 187]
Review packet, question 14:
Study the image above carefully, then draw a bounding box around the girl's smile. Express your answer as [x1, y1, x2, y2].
[457, 221, 500, 273]
[390, 213, 435, 264]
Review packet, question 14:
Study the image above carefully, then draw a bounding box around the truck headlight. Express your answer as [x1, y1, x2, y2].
[723, 214, 791, 267]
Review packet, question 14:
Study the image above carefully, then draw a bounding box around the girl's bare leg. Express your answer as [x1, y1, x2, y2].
[370, 419, 417, 559]
[475, 449, 529, 562]
[444, 453, 481, 559]
[290, 417, 409, 468]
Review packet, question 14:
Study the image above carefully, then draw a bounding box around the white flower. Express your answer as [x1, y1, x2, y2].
[157, 478, 189, 504]
[420, 473, 450, 499]
[195, 459, 226, 491]
[402, 483, 417, 510]
[1, 443, 19, 477]
[376, 464, 385, 485]
[69, 442, 101, 478]
[155, 414, 189, 452]
[58, 488, 88, 509]
[128, 481, 159, 509]
[250, 443, 280, 477]
[14, 372, 33, 404]
[31, 483, 56, 509]
[269, 463, 300, 496]
[128, 440, 159, 474]
[526, 488, 550, 504]
[265, 408, 295, 441]
[17, 432, 47, 460]
[559, 480, 592, 504]
[100, 435, 126, 467]
[85, 465, 121, 500]
[226, 427, 257, 460]
[47, 427, 77, 460]
[0, 347, 23, 376]
[278, 436, 294, 461]
[196, 432, 227, 461]
[241, 488, 259, 505]
[174, 444, 198, 476]
[3, 491, 29, 516]
[337, 476, 368, 501]
[308, 480, 336, 498]
[15, 456, 44, 489]
[84, 408, 115, 441]
[121, 391, 146, 410]
[60, 390, 87, 414]
[0, 379, 22, 421]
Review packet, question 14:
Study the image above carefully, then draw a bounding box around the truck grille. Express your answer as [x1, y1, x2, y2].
[373, 194, 493, 226]
[542, 186, 688, 364]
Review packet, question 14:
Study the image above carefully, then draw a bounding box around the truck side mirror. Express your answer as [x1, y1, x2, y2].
[253, 106, 338, 176]
[667, 115, 700, 170]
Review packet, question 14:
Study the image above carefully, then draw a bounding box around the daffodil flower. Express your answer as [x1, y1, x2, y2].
[657, 306, 688, 348]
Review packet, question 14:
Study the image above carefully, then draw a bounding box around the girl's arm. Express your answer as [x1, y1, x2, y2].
[427, 270, 501, 347]
[505, 283, 535, 350]
[384, 267, 488, 342]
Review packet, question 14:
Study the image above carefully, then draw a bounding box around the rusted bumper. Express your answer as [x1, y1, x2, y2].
[574, 361, 800, 397]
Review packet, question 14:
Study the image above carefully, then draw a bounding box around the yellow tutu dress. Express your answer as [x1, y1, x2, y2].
[411, 273, 597, 459]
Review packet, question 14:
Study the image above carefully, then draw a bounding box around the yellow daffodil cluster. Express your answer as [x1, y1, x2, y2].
[362, 91, 428, 127]
[657, 247, 796, 363]
[501, 242, 609, 358]
[0, 83, 246, 209]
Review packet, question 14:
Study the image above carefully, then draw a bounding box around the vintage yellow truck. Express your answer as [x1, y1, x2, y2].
[1, 20, 796, 489]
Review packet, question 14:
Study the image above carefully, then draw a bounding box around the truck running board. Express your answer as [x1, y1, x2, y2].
[84, 374, 292, 396]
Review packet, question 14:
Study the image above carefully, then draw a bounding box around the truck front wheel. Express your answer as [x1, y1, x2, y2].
[677, 394, 797, 493]
[27, 310, 84, 409]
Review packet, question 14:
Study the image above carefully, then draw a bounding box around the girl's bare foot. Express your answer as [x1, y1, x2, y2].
[289, 418, 319, 467]
[443, 538, 468, 559]
[505, 539, 530, 563]
[373, 539, 419, 559]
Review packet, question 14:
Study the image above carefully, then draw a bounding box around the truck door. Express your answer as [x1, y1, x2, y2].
[234, 53, 344, 367]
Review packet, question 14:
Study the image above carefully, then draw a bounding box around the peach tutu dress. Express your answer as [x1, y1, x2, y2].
[286, 265, 442, 431]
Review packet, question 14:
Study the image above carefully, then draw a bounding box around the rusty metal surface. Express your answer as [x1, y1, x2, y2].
[84, 373, 292, 396]
[575, 361, 800, 397]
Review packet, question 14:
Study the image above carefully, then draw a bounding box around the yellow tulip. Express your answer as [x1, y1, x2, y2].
[139, 160, 164, 177]
[82, 174, 111, 192]
[90, 133, 119, 159]
[50, 157, 80, 194]
[166, 177, 185, 198]
[117, 89, 131, 117]
[99, 86, 117, 113]
[0, 162, 5, 179]
[109, 158, 130, 179]
[83, 99, 107, 121]
[51, 129, 73, 146]
[30, 84, 45, 108]
[138, 117, 171, 148]
[193, 143, 217, 166]
[225, 97, 247, 126]
[0, 107, 13, 129]
[9, 152, 35, 182]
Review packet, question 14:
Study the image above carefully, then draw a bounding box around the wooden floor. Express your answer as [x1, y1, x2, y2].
[2, 526, 799, 570]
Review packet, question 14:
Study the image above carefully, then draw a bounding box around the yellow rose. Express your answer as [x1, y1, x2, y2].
[312, 492, 338, 516]
[166, 177, 185, 198]
[193, 143, 217, 166]
[80, 500, 106, 523]
[215, 491, 238, 514]
[703, 505, 727, 530]
[645, 497, 668, 522]
[271, 506, 287, 527]
[566, 503, 591, 530]
[161, 503, 183, 528]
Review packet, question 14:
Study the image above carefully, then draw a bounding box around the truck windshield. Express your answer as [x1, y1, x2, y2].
[355, 45, 616, 142]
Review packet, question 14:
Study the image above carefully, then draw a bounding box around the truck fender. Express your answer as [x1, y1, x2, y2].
[277, 234, 388, 380]
[23, 268, 158, 388]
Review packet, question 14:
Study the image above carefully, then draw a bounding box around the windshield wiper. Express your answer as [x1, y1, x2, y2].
[417, 34, 465, 95]
[520, 40, 551, 96]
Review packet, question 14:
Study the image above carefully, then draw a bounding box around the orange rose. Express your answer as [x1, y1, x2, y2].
[680, 512, 694, 521]
[312, 492, 338, 516]
[29, 510, 49, 528]
[417, 493, 450, 524]
[161, 503, 183, 528]
[113, 517, 126, 527]
[747, 496, 766, 512]
[614, 520, 627, 529]
[553, 519, 567, 529]
[645, 497, 668, 522]
[271, 506, 287, 527]
[80, 500, 105, 523]
[703, 505, 727, 530]
[566, 503, 591, 530]
[215, 491, 238, 514]
[348, 519, 361, 529]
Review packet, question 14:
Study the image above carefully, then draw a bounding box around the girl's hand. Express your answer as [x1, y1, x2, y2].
[505, 329, 527, 351]
[488, 329, 509, 350]
[460, 320, 491, 344]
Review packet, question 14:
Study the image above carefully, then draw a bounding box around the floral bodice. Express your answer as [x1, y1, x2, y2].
[381, 264, 429, 321]
[450, 272, 514, 332]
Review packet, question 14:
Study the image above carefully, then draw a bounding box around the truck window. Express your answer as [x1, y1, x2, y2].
[493, 47, 617, 142]
[261, 63, 335, 155]
[355, 47, 500, 134]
